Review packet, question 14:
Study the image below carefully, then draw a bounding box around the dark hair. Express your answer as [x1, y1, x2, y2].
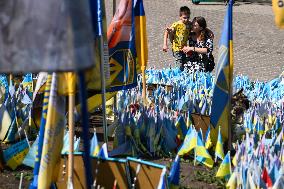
[179, 6, 190, 17]
[192, 16, 208, 41]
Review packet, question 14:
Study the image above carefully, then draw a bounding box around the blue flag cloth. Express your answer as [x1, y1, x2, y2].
[98, 143, 109, 158]
[29, 74, 52, 189]
[168, 155, 180, 188]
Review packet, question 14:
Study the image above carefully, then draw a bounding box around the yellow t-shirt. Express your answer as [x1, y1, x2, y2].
[170, 21, 191, 52]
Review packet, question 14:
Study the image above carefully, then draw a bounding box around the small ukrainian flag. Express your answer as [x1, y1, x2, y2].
[168, 155, 180, 189]
[175, 115, 188, 140]
[205, 126, 212, 149]
[215, 126, 225, 161]
[216, 151, 231, 179]
[90, 132, 100, 156]
[195, 133, 214, 168]
[178, 128, 197, 156]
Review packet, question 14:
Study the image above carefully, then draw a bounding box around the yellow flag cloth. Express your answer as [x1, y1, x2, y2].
[76, 92, 117, 113]
[178, 129, 197, 156]
[226, 171, 237, 189]
[272, 0, 284, 29]
[58, 72, 77, 96]
[216, 152, 231, 178]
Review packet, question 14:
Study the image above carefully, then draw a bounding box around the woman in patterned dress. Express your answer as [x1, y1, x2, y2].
[182, 16, 214, 73]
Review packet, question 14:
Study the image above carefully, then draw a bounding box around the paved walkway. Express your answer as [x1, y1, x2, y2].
[106, 0, 284, 81]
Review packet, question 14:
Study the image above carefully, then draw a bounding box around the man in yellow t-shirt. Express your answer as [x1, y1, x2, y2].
[163, 6, 191, 71]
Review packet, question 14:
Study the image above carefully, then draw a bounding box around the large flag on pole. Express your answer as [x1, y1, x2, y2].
[134, 0, 148, 73]
[86, 0, 111, 91]
[107, 0, 138, 91]
[210, 0, 234, 141]
[134, 0, 148, 103]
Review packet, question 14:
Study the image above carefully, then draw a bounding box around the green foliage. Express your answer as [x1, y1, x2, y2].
[14, 171, 33, 181]
[179, 164, 226, 189]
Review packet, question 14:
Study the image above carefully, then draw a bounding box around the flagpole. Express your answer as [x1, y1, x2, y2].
[194, 129, 197, 166]
[97, 0, 108, 144]
[194, 147, 196, 166]
[135, 0, 148, 105]
[9, 74, 13, 86]
[228, 151, 232, 174]
[0, 144, 4, 171]
[78, 72, 93, 189]
[228, 0, 234, 151]
[112, 0, 117, 125]
[67, 75, 76, 188]
[29, 74, 33, 127]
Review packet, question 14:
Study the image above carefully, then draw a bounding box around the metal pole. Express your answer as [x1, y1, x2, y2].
[100, 37, 108, 143]
[112, 0, 117, 117]
[97, 0, 108, 143]
[228, 0, 234, 151]
[78, 72, 93, 189]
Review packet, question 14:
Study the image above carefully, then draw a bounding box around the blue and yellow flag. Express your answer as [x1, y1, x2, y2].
[168, 155, 180, 189]
[195, 133, 214, 168]
[215, 127, 225, 161]
[98, 143, 108, 158]
[175, 115, 187, 140]
[134, 0, 148, 74]
[0, 74, 8, 103]
[107, 0, 137, 91]
[87, 0, 110, 91]
[22, 74, 33, 93]
[226, 171, 237, 189]
[37, 73, 66, 188]
[210, 0, 234, 140]
[3, 139, 29, 170]
[256, 120, 264, 136]
[216, 151, 231, 178]
[90, 132, 100, 156]
[29, 74, 52, 189]
[205, 126, 212, 149]
[178, 128, 197, 156]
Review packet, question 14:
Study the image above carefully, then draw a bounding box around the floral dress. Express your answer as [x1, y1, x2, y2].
[185, 35, 214, 73]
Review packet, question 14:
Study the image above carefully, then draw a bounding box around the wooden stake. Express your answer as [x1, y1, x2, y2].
[65, 72, 77, 188]
[18, 173, 23, 189]
[141, 66, 147, 105]
[68, 93, 75, 188]
[0, 144, 4, 171]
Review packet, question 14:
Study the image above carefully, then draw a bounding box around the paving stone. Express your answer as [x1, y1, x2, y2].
[106, 0, 284, 81]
